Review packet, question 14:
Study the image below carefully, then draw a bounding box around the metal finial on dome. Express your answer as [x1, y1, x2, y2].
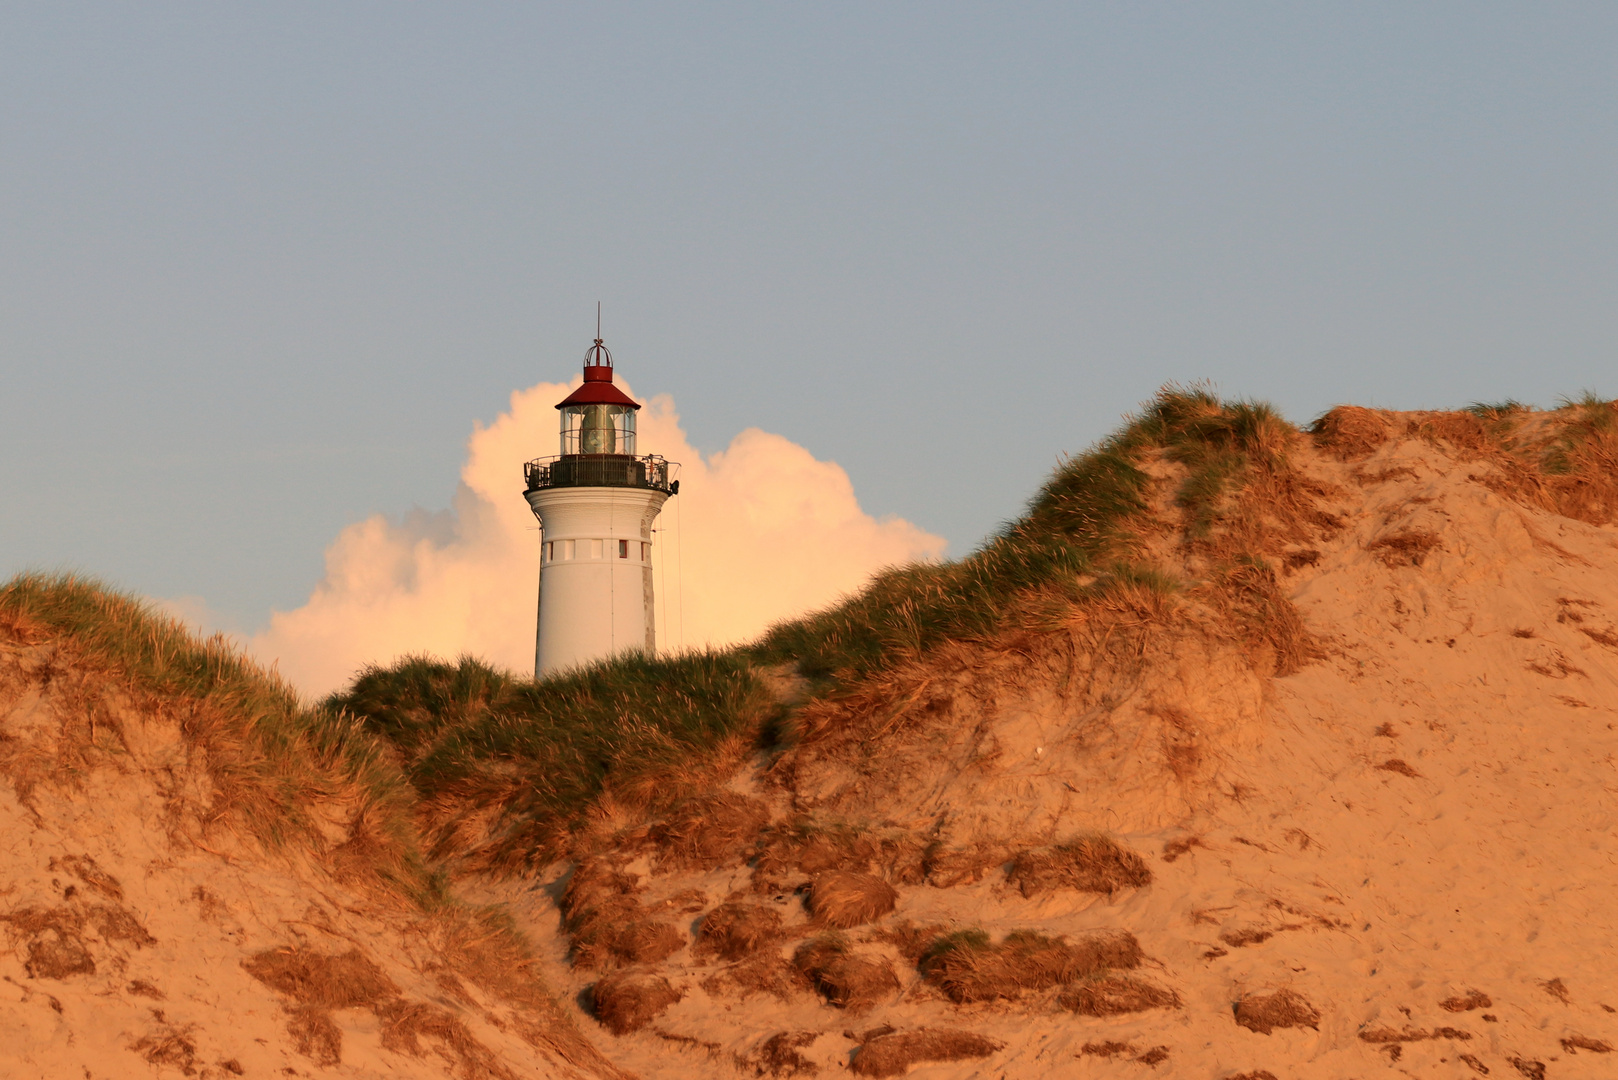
[584, 301, 613, 370]
[584, 337, 613, 369]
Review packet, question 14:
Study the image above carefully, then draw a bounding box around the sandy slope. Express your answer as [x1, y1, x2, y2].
[0, 641, 612, 1080]
[8, 416, 1618, 1080]
[487, 424, 1618, 1079]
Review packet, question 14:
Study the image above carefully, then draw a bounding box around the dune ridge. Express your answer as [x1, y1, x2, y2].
[6, 393, 1618, 1078]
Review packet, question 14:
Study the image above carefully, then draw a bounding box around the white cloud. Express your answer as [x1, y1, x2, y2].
[249, 378, 945, 696]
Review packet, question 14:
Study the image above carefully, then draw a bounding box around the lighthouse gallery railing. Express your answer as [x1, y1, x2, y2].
[524, 453, 675, 494]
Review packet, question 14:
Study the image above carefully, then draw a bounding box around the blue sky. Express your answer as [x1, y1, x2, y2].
[3, 3, 1616, 634]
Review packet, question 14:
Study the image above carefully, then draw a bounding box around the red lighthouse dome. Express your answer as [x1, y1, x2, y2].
[555, 336, 641, 412]
[555, 337, 639, 456]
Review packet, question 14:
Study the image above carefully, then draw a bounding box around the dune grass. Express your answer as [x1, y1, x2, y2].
[0, 572, 428, 896]
[1545, 392, 1618, 475]
[918, 928, 1144, 1003]
[750, 386, 1296, 681]
[1465, 399, 1531, 419]
[328, 650, 776, 870]
[1538, 392, 1618, 524]
[4, 387, 1317, 876]
[320, 387, 1314, 867]
[13, 381, 1618, 1040]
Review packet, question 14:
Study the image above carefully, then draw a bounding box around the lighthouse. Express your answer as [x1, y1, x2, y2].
[523, 333, 676, 677]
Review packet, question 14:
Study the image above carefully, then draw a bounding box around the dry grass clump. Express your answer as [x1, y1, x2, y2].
[377, 1000, 521, 1079]
[566, 902, 684, 969]
[242, 946, 399, 1067]
[1206, 558, 1323, 677]
[1081, 1041, 1135, 1057]
[2, 906, 89, 977]
[559, 862, 684, 968]
[920, 841, 1008, 887]
[1561, 1034, 1614, 1053]
[701, 954, 805, 1002]
[1311, 406, 1394, 461]
[49, 854, 123, 901]
[651, 793, 771, 871]
[696, 899, 782, 961]
[1359, 1026, 1474, 1044]
[561, 861, 640, 918]
[919, 928, 1142, 1004]
[1467, 399, 1532, 420]
[1440, 990, 1493, 1012]
[1146, 396, 1340, 687]
[752, 820, 927, 892]
[1080, 1040, 1168, 1065]
[1368, 530, 1442, 568]
[806, 871, 897, 928]
[605, 920, 685, 967]
[243, 946, 399, 1009]
[1541, 394, 1618, 523]
[1, 903, 155, 979]
[93, 905, 156, 947]
[130, 1025, 199, 1074]
[1161, 835, 1205, 862]
[756, 820, 858, 876]
[1006, 834, 1152, 897]
[590, 971, 684, 1035]
[243, 940, 533, 1075]
[1219, 926, 1274, 948]
[792, 936, 900, 1012]
[286, 1006, 343, 1066]
[1234, 988, 1321, 1034]
[1411, 410, 1502, 455]
[1061, 973, 1181, 1015]
[25, 927, 96, 979]
[742, 1031, 821, 1076]
[848, 1029, 1002, 1078]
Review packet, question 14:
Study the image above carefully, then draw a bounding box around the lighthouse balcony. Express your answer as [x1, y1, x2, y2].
[524, 453, 675, 494]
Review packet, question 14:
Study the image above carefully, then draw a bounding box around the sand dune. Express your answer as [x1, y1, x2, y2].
[5, 403, 1618, 1078]
[486, 410, 1618, 1078]
[0, 618, 617, 1079]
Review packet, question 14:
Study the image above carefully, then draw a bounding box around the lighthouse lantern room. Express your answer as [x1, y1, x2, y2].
[524, 334, 676, 676]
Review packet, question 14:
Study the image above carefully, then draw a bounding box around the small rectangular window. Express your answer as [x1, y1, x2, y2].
[619, 539, 629, 559]
[563, 539, 575, 560]
[544, 541, 552, 562]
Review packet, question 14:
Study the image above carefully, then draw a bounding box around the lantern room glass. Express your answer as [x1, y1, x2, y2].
[560, 403, 637, 456]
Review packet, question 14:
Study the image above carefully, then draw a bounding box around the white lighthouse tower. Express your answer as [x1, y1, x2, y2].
[523, 332, 676, 677]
